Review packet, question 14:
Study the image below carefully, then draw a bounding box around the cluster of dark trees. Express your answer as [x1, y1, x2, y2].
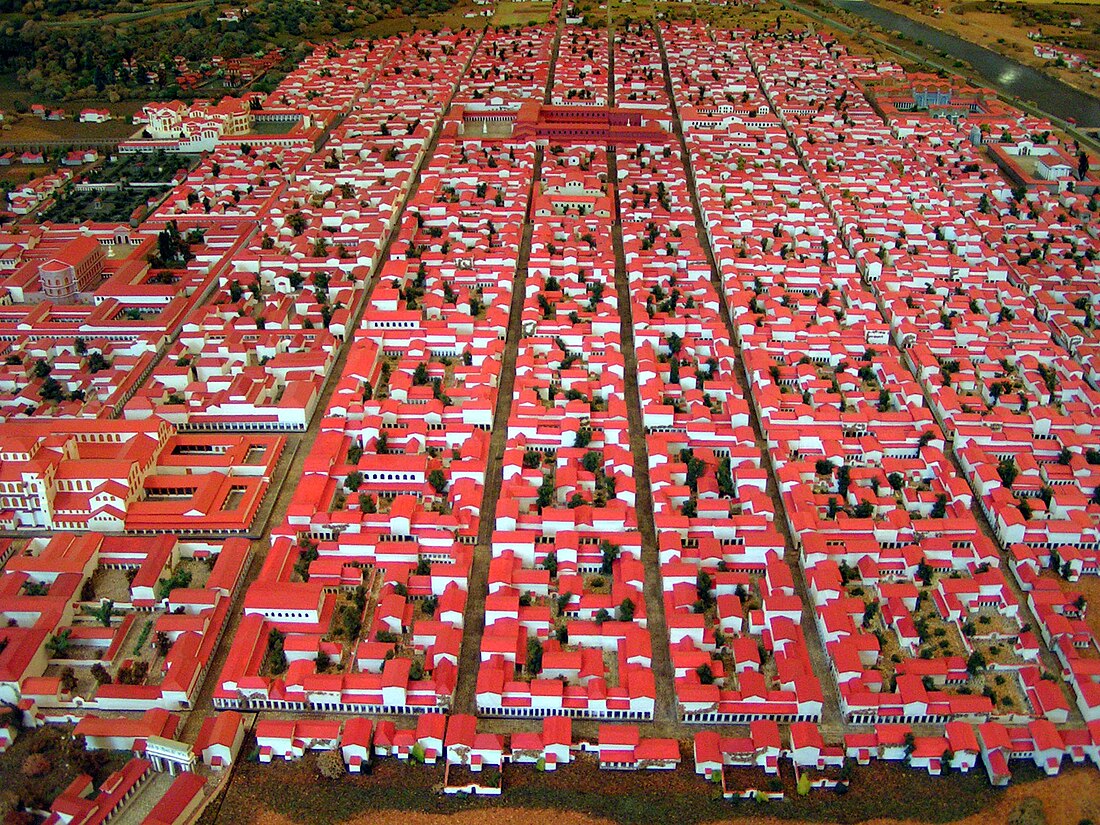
[0, 0, 377, 102]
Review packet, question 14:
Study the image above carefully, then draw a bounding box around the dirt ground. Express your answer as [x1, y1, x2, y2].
[0, 117, 138, 143]
[245, 765, 1100, 825]
[242, 765, 1100, 825]
[1075, 572, 1100, 640]
[221, 749, 1100, 825]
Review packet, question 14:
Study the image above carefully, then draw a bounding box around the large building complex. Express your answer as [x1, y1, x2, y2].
[3, 5, 1100, 822]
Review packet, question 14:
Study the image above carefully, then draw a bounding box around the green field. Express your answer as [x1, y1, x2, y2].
[608, 0, 657, 23]
[0, 118, 138, 145]
[494, 0, 554, 26]
[44, 0, 211, 27]
[360, 2, 492, 38]
[0, 72, 152, 140]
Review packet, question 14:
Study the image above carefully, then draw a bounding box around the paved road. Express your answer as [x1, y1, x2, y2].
[607, 21, 616, 107]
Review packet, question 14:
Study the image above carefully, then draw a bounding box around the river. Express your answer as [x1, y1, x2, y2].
[825, 0, 1100, 127]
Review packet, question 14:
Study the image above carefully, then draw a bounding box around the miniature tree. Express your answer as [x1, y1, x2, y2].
[340, 605, 361, 640]
[717, 457, 734, 498]
[581, 451, 601, 473]
[22, 753, 51, 778]
[966, 650, 986, 676]
[526, 637, 543, 675]
[45, 629, 72, 657]
[916, 559, 934, 587]
[427, 469, 447, 495]
[120, 661, 149, 685]
[92, 600, 114, 627]
[287, 212, 307, 236]
[155, 567, 192, 600]
[264, 628, 287, 674]
[619, 598, 635, 622]
[996, 458, 1019, 488]
[59, 667, 77, 694]
[90, 663, 112, 686]
[536, 475, 555, 512]
[903, 732, 916, 759]
[696, 570, 714, 608]
[599, 541, 620, 575]
[316, 749, 345, 779]
[39, 377, 65, 402]
[836, 465, 851, 498]
[862, 602, 878, 629]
